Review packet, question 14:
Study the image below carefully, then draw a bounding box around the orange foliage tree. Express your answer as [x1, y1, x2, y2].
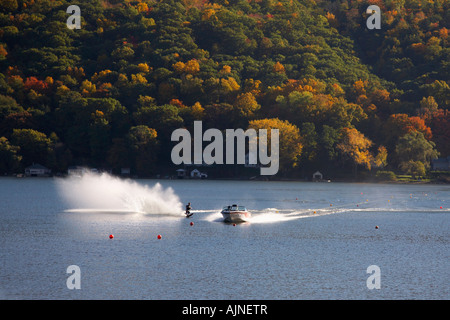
[337, 127, 374, 176]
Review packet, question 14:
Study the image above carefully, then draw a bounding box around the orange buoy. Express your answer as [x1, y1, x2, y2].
[330, 204, 332, 207]
[157, 234, 162, 239]
[109, 234, 114, 239]
[313, 211, 316, 214]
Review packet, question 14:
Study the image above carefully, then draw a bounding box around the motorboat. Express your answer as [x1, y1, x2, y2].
[221, 204, 251, 223]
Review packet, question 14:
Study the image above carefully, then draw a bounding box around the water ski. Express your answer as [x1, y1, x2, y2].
[185, 212, 193, 218]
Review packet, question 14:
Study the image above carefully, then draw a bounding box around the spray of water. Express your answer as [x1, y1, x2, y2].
[57, 172, 183, 216]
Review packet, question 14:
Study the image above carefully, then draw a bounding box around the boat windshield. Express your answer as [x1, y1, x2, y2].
[223, 205, 247, 211]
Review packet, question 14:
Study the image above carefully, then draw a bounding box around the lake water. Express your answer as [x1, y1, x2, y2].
[0, 174, 448, 300]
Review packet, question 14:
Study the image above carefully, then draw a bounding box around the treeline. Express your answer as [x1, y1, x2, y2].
[0, 0, 448, 178]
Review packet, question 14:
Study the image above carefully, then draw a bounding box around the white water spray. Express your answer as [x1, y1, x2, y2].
[57, 172, 183, 216]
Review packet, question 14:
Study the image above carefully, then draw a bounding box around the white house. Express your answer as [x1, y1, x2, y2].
[190, 169, 201, 178]
[190, 169, 207, 179]
[176, 168, 187, 179]
[25, 163, 51, 177]
[312, 171, 323, 181]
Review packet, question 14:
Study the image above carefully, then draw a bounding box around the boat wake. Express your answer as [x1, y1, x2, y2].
[196, 204, 449, 224]
[199, 207, 335, 224]
[57, 172, 183, 216]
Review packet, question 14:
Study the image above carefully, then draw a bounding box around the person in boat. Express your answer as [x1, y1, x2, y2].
[185, 202, 192, 217]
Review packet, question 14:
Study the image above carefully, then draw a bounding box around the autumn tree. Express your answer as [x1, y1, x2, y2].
[428, 109, 450, 157]
[248, 118, 303, 174]
[233, 92, 260, 126]
[337, 127, 373, 177]
[383, 114, 433, 150]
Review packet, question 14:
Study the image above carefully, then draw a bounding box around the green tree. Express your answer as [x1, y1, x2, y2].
[0, 95, 24, 122]
[399, 160, 426, 178]
[107, 138, 132, 173]
[395, 131, 439, 172]
[11, 129, 53, 168]
[320, 125, 340, 162]
[0, 136, 21, 173]
[127, 125, 159, 176]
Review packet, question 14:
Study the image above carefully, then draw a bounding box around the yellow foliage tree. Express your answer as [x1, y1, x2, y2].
[173, 61, 186, 73]
[80, 79, 96, 96]
[273, 61, 285, 73]
[136, 2, 149, 13]
[235, 92, 260, 118]
[220, 77, 240, 93]
[248, 118, 303, 172]
[173, 59, 200, 74]
[220, 65, 232, 75]
[184, 59, 200, 74]
[337, 127, 373, 174]
[137, 63, 150, 74]
[191, 101, 204, 120]
[131, 73, 148, 84]
[373, 145, 388, 168]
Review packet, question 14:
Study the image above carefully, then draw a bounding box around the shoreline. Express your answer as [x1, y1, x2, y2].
[4, 173, 449, 185]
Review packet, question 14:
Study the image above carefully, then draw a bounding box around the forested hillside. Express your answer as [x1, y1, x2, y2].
[0, 0, 448, 179]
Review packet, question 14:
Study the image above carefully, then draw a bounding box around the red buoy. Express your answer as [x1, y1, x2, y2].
[375, 226, 379, 229]
[109, 234, 114, 239]
[190, 221, 194, 226]
[233, 223, 236, 226]
[440, 206, 443, 209]
[157, 234, 162, 239]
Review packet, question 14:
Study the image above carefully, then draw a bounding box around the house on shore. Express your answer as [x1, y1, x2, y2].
[176, 168, 207, 179]
[431, 157, 450, 171]
[312, 171, 323, 181]
[190, 169, 207, 179]
[25, 163, 51, 177]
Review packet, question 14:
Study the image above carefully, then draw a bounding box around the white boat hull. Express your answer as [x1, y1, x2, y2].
[221, 211, 251, 223]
